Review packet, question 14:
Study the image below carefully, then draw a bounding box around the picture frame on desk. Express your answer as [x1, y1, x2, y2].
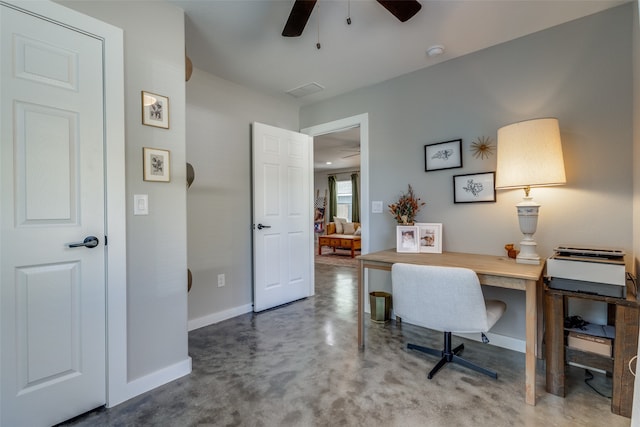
[415, 223, 443, 253]
[425, 139, 462, 172]
[396, 225, 420, 253]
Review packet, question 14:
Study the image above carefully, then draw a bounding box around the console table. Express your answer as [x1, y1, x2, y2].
[318, 234, 361, 258]
[545, 286, 639, 417]
[357, 249, 545, 406]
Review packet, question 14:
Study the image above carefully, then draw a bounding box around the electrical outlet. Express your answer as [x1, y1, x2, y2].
[217, 273, 225, 287]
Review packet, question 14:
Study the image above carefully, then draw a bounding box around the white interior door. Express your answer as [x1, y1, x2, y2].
[1, 4, 107, 426]
[252, 122, 313, 312]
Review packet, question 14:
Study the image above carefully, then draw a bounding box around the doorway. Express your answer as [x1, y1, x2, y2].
[302, 114, 370, 260]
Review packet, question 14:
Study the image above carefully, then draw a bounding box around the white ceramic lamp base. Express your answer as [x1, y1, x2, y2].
[515, 198, 541, 265]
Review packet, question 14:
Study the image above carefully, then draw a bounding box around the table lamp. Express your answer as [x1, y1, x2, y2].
[495, 118, 566, 265]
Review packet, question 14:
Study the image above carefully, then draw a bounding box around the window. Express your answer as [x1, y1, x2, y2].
[336, 180, 352, 220]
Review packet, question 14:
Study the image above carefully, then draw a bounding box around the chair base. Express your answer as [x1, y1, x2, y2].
[408, 332, 498, 379]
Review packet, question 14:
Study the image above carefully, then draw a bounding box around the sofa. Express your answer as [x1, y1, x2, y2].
[318, 221, 361, 258]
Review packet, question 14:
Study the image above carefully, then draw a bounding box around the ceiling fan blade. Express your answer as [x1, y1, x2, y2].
[282, 0, 317, 37]
[376, 0, 422, 22]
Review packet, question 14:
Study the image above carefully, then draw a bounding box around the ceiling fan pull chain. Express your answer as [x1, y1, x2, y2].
[346, 0, 352, 25]
[316, 1, 321, 49]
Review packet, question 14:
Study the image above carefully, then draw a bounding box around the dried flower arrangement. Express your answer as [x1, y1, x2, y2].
[388, 184, 426, 224]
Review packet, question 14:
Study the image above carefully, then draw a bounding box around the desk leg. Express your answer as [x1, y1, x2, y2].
[525, 279, 537, 405]
[536, 277, 544, 359]
[611, 304, 639, 417]
[358, 259, 364, 348]
[545, 291, 565, 397]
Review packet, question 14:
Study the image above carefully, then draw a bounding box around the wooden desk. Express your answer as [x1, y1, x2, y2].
[358, 249, 545, 406]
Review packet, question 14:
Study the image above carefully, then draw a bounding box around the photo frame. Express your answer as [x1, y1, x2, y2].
[396, 225, 420, 253]
[141, 91, 170, 129]
[415, 223, 443, 253]
[143, 147, 171, 182]
[425, 139, 462, 172]
[453, 172, 496, 203]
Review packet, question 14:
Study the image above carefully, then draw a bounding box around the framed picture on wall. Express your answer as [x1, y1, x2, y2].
[143, 147, 171, 182]
[141, 91, 170, 129]
[415, 223, 443, 253]
[425, 139, 463, 172]
[396, 225, 420, 253]
[453, 172, 496, 203]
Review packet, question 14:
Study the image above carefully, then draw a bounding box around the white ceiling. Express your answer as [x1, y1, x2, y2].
[314, 127, 361, 171]
[171, 0, 626, 107]
[169, 0, 627, 171]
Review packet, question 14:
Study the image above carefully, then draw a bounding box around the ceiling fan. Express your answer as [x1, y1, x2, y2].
[282, 0, 422, 37]
[340, 144, 360, 159]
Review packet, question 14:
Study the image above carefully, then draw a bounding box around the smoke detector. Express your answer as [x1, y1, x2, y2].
[427, 45, 445, 57]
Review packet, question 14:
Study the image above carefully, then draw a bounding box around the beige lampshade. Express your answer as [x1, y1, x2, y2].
[495, 118, 566, 190]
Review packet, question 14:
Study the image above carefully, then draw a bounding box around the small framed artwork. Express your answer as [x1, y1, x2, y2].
[425, 139, 463, 172]
[453, 172, 496, 203]
[141, 91, 170, 129]
[396, 225, 420, 253]
[415, 223, 443, 253]
[143, 147, 171, 182]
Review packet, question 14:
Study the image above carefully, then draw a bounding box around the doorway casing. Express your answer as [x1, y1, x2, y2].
[301, 113, 369, 256]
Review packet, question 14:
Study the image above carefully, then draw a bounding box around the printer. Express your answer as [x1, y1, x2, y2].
[547, 245, 627, 298]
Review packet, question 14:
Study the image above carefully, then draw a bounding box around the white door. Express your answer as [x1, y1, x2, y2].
[252, 122, 313, 312]
[1, 4, 107, 426]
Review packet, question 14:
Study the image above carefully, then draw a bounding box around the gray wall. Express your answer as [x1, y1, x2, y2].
[301, 5, 634, 340]
[634, 1, 640, 281]
[59, 0, 190, 381]
[185, 69, 299, 328]
[631, 0, 640, 422]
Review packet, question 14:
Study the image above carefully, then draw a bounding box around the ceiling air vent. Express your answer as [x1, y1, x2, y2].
[286, 82, 324, 98]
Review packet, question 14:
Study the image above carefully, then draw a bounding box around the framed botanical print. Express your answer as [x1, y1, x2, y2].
[453, 172, 496, 203]
[143, 147, 170, 182]
[141, 91, 169, 129]
[425, 139, 462, 172]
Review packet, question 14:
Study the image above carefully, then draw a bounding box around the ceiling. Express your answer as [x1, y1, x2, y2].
[313, 127, 361, 171]
[169, 0, 627, 172]
[171, 0, 626, 107]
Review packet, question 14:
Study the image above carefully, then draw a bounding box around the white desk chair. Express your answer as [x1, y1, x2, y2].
[391, 263, 506, 379]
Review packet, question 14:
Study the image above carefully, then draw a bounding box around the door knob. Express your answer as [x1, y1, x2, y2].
[257, 224, 271, 230]
[68, 236, 99, 248]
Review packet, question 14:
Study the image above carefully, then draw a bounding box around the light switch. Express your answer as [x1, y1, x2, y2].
[372, 201, 383, 213]
[134, 194, 149, 215]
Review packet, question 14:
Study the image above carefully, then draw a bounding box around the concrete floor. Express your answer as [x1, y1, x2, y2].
[61, 263, 631, 426]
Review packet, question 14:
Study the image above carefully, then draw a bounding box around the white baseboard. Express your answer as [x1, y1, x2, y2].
[188, 303, 253, 331]
[455, 332, 525, 353]
[107, 357, 192, 408]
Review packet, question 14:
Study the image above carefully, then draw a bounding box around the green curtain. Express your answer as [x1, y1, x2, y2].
[328, 175, 337, 220]
[351, 173, 360, 223]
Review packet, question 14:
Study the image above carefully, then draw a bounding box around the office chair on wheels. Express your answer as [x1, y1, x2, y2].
[391, 263, 506, 379]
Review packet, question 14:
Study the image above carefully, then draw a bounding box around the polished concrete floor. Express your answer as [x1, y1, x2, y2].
[62, 263, 631, 426]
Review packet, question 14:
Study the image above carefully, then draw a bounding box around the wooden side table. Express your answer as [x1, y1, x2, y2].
[545, 286, 639, 417]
